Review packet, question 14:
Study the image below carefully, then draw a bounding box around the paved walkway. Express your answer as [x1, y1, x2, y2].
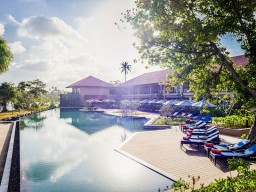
[0, 123, 12, 182]
[117, 126, 256, 189]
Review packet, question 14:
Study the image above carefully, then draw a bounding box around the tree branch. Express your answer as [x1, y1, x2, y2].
[210, 42, 256, 99]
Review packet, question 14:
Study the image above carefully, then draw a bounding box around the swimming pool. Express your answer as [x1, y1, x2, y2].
[20, 109, 173, 192]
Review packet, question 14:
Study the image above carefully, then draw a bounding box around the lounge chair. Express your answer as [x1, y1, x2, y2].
[183, 131, 219, 141]
[210, 143, 256, 165]
[176, 112, 187, 118]
[187, 126, 217, 136]
[180, 134, 220, 150]
[204, 139, 250, 158]
[169, 111, 179, 118]
[183, 122, 207, 132]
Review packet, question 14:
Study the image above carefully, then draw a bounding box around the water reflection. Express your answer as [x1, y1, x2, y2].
[21, 109, 173, 192]
[60, 111, 146, 135]
[21, 113, 46, 130]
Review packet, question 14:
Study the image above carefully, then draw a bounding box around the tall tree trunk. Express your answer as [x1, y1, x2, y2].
[248, 112, 256, 144]
[210, 42, 256, 144]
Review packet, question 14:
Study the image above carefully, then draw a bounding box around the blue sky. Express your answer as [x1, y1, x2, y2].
[0, 0, 244, 89]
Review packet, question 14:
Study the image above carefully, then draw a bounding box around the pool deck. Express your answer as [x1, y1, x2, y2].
[0, 123, 12, 182]
[116, 126, 256, 189]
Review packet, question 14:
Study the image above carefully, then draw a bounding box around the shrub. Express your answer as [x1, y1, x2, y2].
[212, 115, 253, 128]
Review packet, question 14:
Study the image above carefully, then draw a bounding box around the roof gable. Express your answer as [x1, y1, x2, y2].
[67, 76, 113, 88]
[120, 69, 174, 87]
[230, 55, 248, 67]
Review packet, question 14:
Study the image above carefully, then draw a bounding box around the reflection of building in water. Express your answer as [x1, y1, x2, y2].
[59, 111, 146, 135]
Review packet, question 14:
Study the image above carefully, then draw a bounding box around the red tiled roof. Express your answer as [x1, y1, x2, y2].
[67, 76, 113, 88]
[230, 55, 248, 67]
[120, 69, 174, 87]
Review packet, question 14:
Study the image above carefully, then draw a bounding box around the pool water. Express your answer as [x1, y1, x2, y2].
[20, 109, 173, 192]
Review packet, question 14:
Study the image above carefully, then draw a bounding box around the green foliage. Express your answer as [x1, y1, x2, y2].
[213, 115, 253, 128]
[0, 82, 16, 110]
[241, 134, 248, 140]
[123, 0, 256, 101]
[120, 61, 131, 82]
[201, 107, 225, 117]
[172, 177, 190, 192]
[172, 158, 256, 192]
[0, 79, 53, 112]
[120, 101, 139, 116]
[159, 104, 173, 117]
[0, 37, 13, 74]
[122, 0, 256, 140]
[155, 117, 186, 125]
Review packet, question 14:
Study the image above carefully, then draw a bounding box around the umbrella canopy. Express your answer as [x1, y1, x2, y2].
[156, 99, 167, 104]
[88, 99, 102, 103]
[148, 99, 158, 104]
[102, 99, 115, 103]
[120, 99, 130, 103]
[175, 100, 194, 107]
[164, 100, 179, 105]
[192, 100, 216, 108]
[140, 99, 150, 104]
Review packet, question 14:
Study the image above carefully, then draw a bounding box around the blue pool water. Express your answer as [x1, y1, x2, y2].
[20, 109, 173, 192]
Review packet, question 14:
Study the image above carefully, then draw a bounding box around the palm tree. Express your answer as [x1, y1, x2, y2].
[0, 37, 13, 74]
[120, 61, 131, 82]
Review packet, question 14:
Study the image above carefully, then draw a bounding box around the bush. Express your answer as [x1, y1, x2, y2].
[172, 158, 256, 192]
[212, 115, 253, 128]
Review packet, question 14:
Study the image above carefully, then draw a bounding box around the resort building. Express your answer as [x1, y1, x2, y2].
[60, 55, 248, 107]
[60, 76, 114, 107]
[118, 69, 191, 100]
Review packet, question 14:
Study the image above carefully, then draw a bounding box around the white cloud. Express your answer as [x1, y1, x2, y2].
[18, 16, 88, 44]
[0, 1, 161, 90]
[4, 14, 20, 25]
[9, 41, 26, 54]
[0, 23, 4, 35]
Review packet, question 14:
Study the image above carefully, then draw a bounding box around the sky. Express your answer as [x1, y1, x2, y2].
[0, 0, 243, 90]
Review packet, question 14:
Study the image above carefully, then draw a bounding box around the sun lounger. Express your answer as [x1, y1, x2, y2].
[210, 143, 256, 165]
[184, 131, 219, 140]
[187, 126, 217, 136]
[204, 139, 250, 158]
[180, 134, 220, 150]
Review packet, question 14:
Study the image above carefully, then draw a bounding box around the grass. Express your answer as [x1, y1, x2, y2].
[0, 110, 32, 120]
[154, 117, 186, 125]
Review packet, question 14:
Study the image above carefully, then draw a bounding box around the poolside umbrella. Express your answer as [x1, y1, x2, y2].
[175, 100, 194, 107]
[0, 105, 3, 112]
[156, 99, 167, 104]
[148, 99, 158, 104]
[120, 99, 130, 103]
[140, 99, 150, 104]
[192, 100, 216, 108]
[89, 99, 102, 103]
[132, 99, 140, 103]
[164, 100, 179, 105]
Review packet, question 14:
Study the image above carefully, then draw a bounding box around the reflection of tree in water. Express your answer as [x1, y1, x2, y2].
[26, 161, 58, 182]
[21, 113, 46, 130]
[118, 117, 147, 142]
[118, 117, 147, 132]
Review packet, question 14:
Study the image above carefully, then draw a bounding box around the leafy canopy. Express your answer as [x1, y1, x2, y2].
[120, 61, 131, 82]
[0, 37, 13, 74]
[123, 0, 256, 103]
